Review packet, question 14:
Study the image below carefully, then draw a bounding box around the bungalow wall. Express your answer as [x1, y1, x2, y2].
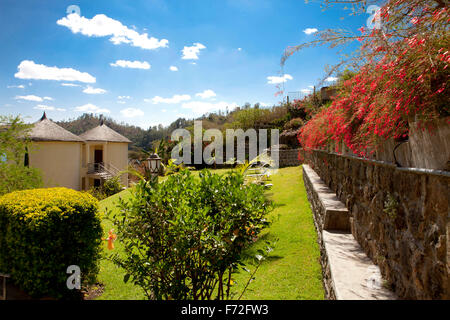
[28, 141, 82, 190]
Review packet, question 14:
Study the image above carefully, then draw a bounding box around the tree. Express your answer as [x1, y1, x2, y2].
[0, 115, 43, 195]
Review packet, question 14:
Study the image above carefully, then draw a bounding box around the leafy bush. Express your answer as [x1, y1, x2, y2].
[0, 115, 43, 196]
[0, 163, 43, 196]
[0, 188, 103, 299]
[102, 176, 123, 197]
[86, 187, 107, 201]
[86, 176, 123, 200]
[110, 169, 272, 300]
[284, 117, 305, 130]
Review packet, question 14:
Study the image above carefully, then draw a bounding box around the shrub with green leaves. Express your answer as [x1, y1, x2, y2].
[102, 176, 123, 197]
[0, 187, 103, 299]
[0, 163, 43, 196]
[111, 169, 272, 300]
[0, 115, 43, 196]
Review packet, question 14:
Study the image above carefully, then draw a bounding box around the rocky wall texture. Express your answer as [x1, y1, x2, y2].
[271, 149, 302, 167]
[304, 150, 449, 299]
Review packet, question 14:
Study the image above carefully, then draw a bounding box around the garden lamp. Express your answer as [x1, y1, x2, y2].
[147, 153, 161, 180]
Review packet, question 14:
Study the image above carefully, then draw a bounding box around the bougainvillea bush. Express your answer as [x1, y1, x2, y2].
[296, 0, 449, 156]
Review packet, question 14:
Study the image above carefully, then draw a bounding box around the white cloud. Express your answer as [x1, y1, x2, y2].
[326, 76, 338, 82]
[74, 103, 110, 114]
[34, 104, 65, 111]
[303, 28, 318, 35]
[120, 108, 144, 118]
[34, 105, 54, 111]
[308, 85, 315, 89]
[169, 66, 178, 71]
[182, 43, 206, 60]
[15, 95, 45, 102]
[237, 48, 242, 51]
[43, 96, 53, 101]
[7, 85, 25, 89]
[83, 86, 107, 94]
[267, 74, 293, 84]
[117, 95, 131, 104]
[147, 94, 191, 104]
[57, 13, 169, 50]
[15, 60, 96, 83]
[182, 101, 238, 115]
[110, 60, 151, 69]
[196, 89, 216, 99]
[300, 89, 312, 94]
[61, 83, 81, 87]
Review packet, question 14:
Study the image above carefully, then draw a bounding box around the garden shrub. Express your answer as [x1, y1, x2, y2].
[102, 176, 123, 197]
[86, 176, 123, 200]
[0, 187, 103, 299]
[111, 169, 272, 300]
[0, 163, 43, 196]
[284, 117, 305, 130]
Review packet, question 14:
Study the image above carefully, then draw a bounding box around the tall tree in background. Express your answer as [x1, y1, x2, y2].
[0, 115, 42, 195]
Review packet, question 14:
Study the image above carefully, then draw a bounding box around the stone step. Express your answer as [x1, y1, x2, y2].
[323, 230, 396, 300]
[302, 164, 396, 300]
[303, 164, 349, 231]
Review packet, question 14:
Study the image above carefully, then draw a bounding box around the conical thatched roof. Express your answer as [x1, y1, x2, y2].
[79, 121, 131, 143]
[28, 112, 84, 142]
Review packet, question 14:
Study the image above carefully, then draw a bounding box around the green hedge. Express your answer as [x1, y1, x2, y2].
[0, 187, 103, 299]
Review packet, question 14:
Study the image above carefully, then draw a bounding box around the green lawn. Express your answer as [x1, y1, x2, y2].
[95, 166, 324, 300]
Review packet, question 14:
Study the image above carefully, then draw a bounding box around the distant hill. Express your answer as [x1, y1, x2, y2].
[55, 103, 289, 150]
[56, 113, 191, 150]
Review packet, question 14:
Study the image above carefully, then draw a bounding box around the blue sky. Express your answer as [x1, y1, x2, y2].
[0, 0, 367, 128]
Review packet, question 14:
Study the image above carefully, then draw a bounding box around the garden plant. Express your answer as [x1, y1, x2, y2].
[109, 169, 273, 300]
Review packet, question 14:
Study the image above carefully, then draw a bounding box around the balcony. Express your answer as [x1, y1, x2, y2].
[87, 162, 120, 180]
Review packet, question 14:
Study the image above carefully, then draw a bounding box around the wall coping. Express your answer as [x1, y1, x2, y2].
[310, 149, 450, 178]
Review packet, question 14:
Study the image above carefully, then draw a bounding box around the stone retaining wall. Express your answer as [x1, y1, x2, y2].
[271, 148, 302, 167]
[304, 150, 449, 299]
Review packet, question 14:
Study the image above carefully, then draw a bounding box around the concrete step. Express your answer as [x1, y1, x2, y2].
[303, 164, 350, 231]
[302, 164, 396, 300]
[323, 230, 396, 300]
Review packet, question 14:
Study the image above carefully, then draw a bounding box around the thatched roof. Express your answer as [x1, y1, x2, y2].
[79, 121, 131, 143]
[29, 113, 84, 142]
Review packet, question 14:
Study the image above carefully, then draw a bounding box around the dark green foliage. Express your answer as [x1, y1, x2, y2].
[0, 188, 103, 299]
[86, 176, 123, 200]
[110, 169, 273, 300]
[0, 163, 43, 196]
[0, 115, 43, 196]
[102, 176, 123, 197]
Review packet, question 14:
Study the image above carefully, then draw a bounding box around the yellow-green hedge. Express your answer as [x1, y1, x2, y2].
[0, 187, 102, 299]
